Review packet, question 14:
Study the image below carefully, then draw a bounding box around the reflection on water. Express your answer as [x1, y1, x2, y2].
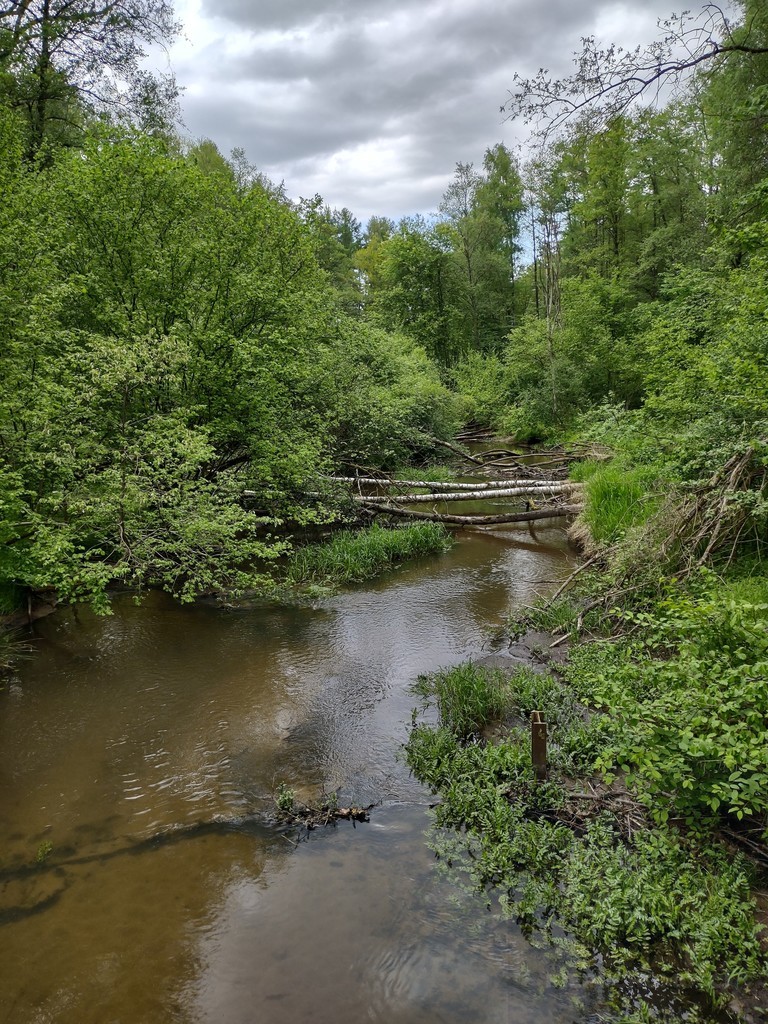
[188, 806, 587, 1024]
[0, 524, 588, 1023]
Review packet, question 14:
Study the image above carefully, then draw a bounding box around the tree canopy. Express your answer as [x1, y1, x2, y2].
[0, 0, 179, 158]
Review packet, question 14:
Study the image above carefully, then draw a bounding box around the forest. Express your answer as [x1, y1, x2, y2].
[1, 0, 768, 1018]
[0, 1, 766, 615]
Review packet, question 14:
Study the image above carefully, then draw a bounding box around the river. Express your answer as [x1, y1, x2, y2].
[0, 520, 597, 1024]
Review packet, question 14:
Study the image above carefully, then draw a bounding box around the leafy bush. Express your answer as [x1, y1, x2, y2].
[567, 574, 768, 833]
[564, 821, 764, 996]
[450, 351, 508, 428]
[318, 324, 463, 470]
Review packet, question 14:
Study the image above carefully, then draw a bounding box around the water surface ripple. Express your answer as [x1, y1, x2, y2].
[0, 523, 590, 1023]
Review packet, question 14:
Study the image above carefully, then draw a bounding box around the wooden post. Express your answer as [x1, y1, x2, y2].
[531, 710, 548, 782]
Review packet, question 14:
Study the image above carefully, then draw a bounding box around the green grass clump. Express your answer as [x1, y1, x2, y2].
[508, 595, 583, 639]
[0, 628, 31, 673]
[571, 461, 659, 546]
[285, 522, 452, 589]
[413, 662, 508, 739]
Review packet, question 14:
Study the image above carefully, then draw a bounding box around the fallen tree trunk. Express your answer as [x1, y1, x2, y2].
[325, 476, 570, 491]
[362, 502, 582, 526]
[358, 484, 580, 504]
[430, 437, 486, 464]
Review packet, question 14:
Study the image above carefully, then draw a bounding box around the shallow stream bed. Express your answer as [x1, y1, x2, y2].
[0, 522, 592, 1024]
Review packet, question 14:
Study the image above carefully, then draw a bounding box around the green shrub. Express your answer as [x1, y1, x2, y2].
[563, 821, 764, 997]
[567, 575, 768, 833]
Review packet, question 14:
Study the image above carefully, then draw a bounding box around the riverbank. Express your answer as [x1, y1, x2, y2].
[405, 506, 768, 1022]
[406, 650, 767, 1021]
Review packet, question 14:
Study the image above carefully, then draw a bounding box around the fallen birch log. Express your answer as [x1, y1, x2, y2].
[356, 484, 580, 504]
[325, 476, 569, 491]
[362, 502, 582, 526]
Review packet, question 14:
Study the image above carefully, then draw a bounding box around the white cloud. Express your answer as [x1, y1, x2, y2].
[168, 0, 682, 222]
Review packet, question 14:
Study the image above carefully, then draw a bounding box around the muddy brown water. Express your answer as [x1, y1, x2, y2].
[0, 521, 599, 1024]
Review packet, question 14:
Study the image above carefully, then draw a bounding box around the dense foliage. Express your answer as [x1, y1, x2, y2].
[0, 0, 766, 1016]
[399, 5, 768, 1018]
[0, 112, 460, 608]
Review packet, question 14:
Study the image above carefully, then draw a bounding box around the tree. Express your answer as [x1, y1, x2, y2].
[373, 216, 455, 363]
[297, 195, 364, 315]
[0, 0, 179, 158]
[354, 215, 394, 298]
[186, 138, 235, 180]
[503, 2, 768, 137]
[476, 143, 526, 324]
[438, 157, 525, 353]
[0, 125, 336, 605]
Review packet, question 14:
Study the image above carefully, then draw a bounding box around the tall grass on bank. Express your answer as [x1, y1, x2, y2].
[0, 584, 28, 675]
[570, 460, 659, 547]
[0, 630, 32, 673]
[412, 663, 508, 739]
[285, 522, 452, 589]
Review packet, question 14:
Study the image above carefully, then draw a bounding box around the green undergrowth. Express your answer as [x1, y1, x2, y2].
[564, 568, 768, 835]
[284, 521, 453, 591]
[405, 661, 767, 1015]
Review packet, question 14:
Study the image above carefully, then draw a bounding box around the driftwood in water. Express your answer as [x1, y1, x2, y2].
[431, 437, 486, 464]
[326, 476, 573, 492]
[362, 502, 582, 526]
[277, 801, 374, 829]
[359, 484, 580, 504]
[471, 447, 523, 460]
[326, 475, 538, 489]
[455, 426, 495, 441]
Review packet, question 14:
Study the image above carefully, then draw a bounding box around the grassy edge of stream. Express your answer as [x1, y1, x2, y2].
[404, 467, 768, 1023]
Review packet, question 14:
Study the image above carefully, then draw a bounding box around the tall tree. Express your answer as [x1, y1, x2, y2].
[373, 216, 454, 363]
[438, 157, 524, 352]
[297, 196, 364, 315]
[0, 0, 179, 158]
[354, 215, 394, 298]
[503, 1, 768, 137]
[475, 143, 526, 325]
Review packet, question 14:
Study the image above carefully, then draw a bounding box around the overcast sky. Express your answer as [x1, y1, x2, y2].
[166, 0, 681, 223]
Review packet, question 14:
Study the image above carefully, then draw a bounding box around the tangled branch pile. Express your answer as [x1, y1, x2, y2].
[665, 443, 768, 570]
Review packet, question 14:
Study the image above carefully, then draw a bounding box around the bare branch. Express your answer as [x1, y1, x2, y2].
[503, 4, 768, 137]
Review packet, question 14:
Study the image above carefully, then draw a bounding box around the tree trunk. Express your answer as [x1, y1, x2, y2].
[362, 502, 581, 526]
[359, 484, 579, 504]
[325, 476, 568, 491]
